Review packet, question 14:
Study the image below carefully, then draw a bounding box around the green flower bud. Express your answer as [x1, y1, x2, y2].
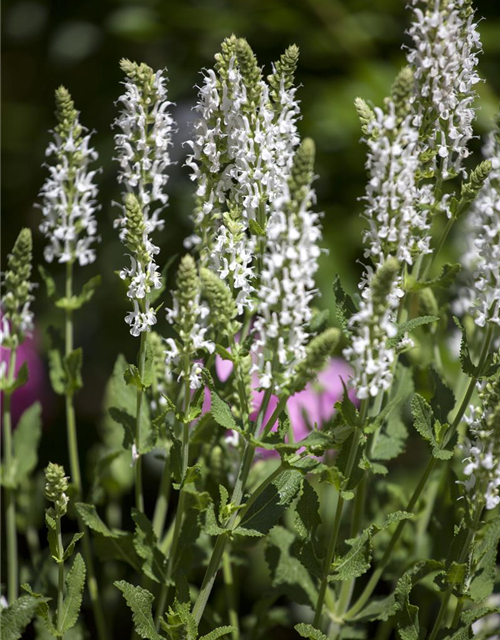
[119, 59, 157, 102]
[288, 137, 315, 207]
[124, 193, 149, 264]
[54, 86, 81, 141]
[176, 254, 199, 313]
[45, 462, 70, 516]
[388, 66, 414, 122]
[371, 257, 400, 316]
[457, 160, 492, 216]
[1, 228, 34, 348]
[354, 97, 376, 137]
[200, 267, 238, 333]
[214, 35, 239, 82]
[294, 328, 341, 391]
[268, 44, 299, 103]
[235, 38, 263, 107]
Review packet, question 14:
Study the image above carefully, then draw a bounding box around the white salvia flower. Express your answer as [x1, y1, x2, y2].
[0, 229, 35, 349]
[465, 131, 500, 328]
[119, 194, 162, 337]
[362, 102, 434, 269]
[114, 59, 174, 237]
[185, 38, 301, 312]
[407, 0, 481, 179]
[164, 255, 214, 390]
[461, 369, 500, 510]
[252, 139, 321, 393]
[39, 87, 100, 267]
[343, 258, 402, 400]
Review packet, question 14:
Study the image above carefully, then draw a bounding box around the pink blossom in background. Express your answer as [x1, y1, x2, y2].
[206, 355, 355, 456]
[0, 331, 48, 428]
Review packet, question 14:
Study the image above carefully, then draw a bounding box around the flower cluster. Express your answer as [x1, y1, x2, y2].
[407, 0, 481, 179]
[44, 462, 70, 517]
[462, 366, 500, 510]
[114, 59, 174, 235]
[466, 127, 500, 327]
[119, 194, 162, 336]
[186, 37, 301, 311]
[344, 257, 402, 400]
[38, 87, 100, 266]
[0, 229, 35, 349]
[165, 255, 215, 389]
[252, 139, 322, 392]
[361, 99, 434, 268]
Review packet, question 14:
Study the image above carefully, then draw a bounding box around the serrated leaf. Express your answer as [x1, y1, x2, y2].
[63, 532, 85, 562]
[388, 315, 439, 348]
[333, 275, 357, 337]
[64, 349, 83, 395]
[395, 573, 420, 640]
[331, 527, 372, 581]
[469, 517, 500, 602]
[237, 470, 302, 536]
[430, 368, 455, 425]
[0, 594, 49, 640]
[411, 394, 434, 443]
[59, 553, 86, 633]
[409, 263, 461, 291]
[124, 365, 143, 390]
[453, 316, 477, 378]
[10, 402, 42, 487]
[20, 584, 56, 635]
[265, 526, 318, 608]
[295, 623, 329, 640]
[210, 389, 239, 432]
[199, 626, 237, 640]
[114, 581, 163, 640]
[248, 218, 265, 236]
[132, 509, 168, 583]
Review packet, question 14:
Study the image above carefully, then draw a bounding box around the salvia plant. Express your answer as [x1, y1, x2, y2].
[2, 1, 500, 639]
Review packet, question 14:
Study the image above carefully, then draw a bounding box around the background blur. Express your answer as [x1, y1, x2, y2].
[2, 0, 500, 496]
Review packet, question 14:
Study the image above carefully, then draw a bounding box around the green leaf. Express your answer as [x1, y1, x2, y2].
[7, 402, 42, 488]
[411, 394, 434, 443]
[331, 527, 372, 581]
[48, 349, 65, 395]
[75, 502, 142, 571]
[124, 365, 143, 390]
[55, 276, 101, 311]
[199, 626, 237, 640]
[395, 573, 420, 640]
[0, 593, 49, 640]
[114, 581, 164, 640]
[62, 532, 85, 562]
[265, 526, 318, 608]
[0, 361, 29, 394]
[430, 368, 455, 425]
[236, 470, 302, 536]
[295, 623, 329, 640]
[308, 308, 330, 334]
[293, 480, 323, 578]
[45, 510, 60, 562]
[59, 554, 86, 633]
[210, 389, 239, 432]
[469, 517, 500, 602]
[48, 348, 83, 396]
[38, 264, 57, 299]
[142, 339, 155, 389]
[388, 315, 439, 348]
[453, 316, 477, 378]
[20, 584, 57, 635]
[248, 218, 266, 236]
[332, 275, 357, 337]
[409, 263, 461, 291]
[132, 509, 168, 583]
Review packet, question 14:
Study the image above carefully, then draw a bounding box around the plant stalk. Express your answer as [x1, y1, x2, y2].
[56, 515, 65, 636]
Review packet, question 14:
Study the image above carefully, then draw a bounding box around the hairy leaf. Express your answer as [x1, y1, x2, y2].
[59, 554, 86, 633]
[199, 626, 237, 640]
[114, 581, 163, 640]
[295, 623, 329, 640]
[0, 593, 48, 640]
[332, 275, 357, 337]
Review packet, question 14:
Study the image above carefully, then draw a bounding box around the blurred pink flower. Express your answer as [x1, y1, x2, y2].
[0, 331, 48, 428]
[205, 355, 355, 457]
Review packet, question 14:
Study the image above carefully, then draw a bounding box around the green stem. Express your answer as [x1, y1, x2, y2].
[192, 390, 280, 626]
[134, 329, 147, 513]
[3, 347, 18, 603]
[345, 324, 494, 622]
[155, 379, 191, 628]
[56, 515, 65, 637]
[152, 455, 171, 539]
[222, 549, 239, 640]
[313, 425, 362, 628]
[428, 504, 483, 640]
[64, 262, 109, 640]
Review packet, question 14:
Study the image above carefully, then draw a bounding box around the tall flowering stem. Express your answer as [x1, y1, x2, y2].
[38, 88, 108, 640]
[1, 228, 34, 603]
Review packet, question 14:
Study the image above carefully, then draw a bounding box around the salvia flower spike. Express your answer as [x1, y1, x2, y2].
[39, 86, 100, 267]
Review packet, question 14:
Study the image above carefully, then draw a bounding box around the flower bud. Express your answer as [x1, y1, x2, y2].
[45, 462, 70, 516]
